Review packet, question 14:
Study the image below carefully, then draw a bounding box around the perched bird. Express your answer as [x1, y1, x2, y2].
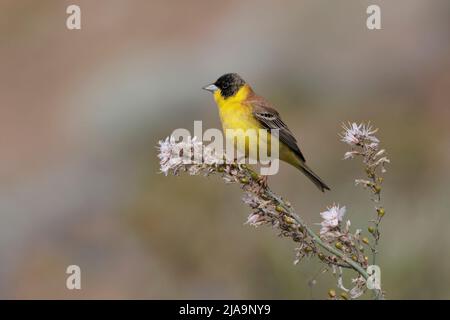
[203, 73, 330, 192]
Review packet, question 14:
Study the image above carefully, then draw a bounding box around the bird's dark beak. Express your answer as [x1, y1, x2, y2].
[202, 83, 218, 93]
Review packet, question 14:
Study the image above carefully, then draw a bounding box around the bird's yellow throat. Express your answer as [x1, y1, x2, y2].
[213, 84, 251, 108]
[213, 84, 259, 132]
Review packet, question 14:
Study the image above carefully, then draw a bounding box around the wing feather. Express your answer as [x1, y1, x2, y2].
[249, 99, 306, 162]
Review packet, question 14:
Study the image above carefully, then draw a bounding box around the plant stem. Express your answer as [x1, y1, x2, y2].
[264, 187, 369, 280]
[239, 166, 384, 298]
[266, 185, 386, 299]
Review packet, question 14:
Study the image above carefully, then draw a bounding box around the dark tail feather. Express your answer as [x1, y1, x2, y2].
[297, 162, 330, 192]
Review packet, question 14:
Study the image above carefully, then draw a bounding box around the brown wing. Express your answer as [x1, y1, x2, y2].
[248, 96, 306, 162]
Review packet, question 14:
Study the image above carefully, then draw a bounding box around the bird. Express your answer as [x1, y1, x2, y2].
[203, 73, 330, 192]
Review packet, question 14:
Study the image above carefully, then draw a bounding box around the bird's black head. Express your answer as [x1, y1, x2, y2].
[203, 73, 246, 98]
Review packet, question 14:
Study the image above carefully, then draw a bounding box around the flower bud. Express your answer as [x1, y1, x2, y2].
[328, 289, 336, 298]
[283, 216, 295, 224]
[250, 172, 259, 180]
[275, 205, 284, 213]
[373, 185, 381, 193]
[335, 242, 343, 250]
[377, 208, 385, 217]
[368, 226, 375, 234]
[352, 255, 358, 262]
[318, 253, 325, 260]
[240, 177, 249, 184]
[340, 292, 349, 300]
[362, 237, 369, 245]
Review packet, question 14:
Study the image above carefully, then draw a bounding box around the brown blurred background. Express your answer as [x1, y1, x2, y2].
[1, 0, 450, 299]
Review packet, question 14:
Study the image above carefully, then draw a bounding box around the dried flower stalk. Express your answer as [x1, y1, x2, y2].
[158, 122, 388, 299]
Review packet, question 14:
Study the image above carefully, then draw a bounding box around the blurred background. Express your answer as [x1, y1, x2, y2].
[1, 0, 450, 299]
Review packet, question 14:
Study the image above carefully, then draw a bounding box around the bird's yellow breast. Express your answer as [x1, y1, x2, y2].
[213, 85, 269, 159]
[213, 85, 260, 131]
